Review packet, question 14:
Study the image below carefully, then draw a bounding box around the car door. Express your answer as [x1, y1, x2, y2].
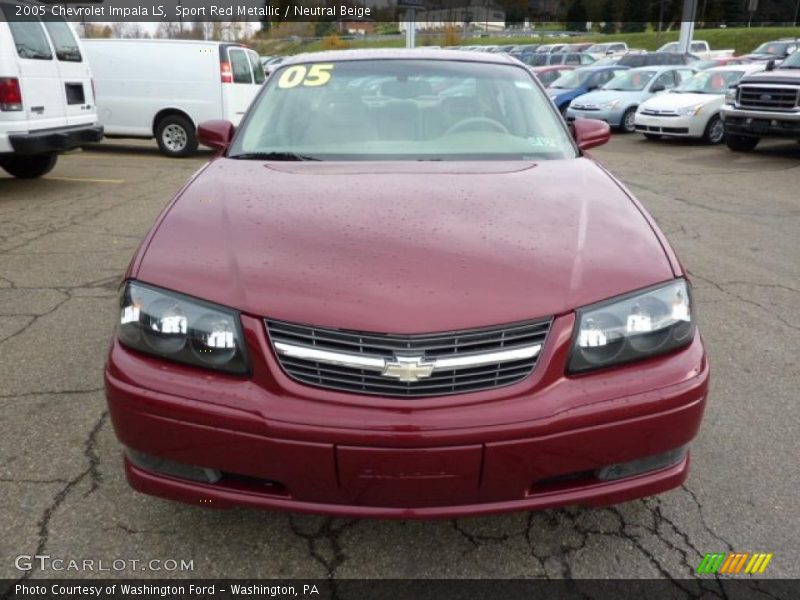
[42, 19, 93, 128]
[222, 46, 255, 125]
[1, 6, 65, 129]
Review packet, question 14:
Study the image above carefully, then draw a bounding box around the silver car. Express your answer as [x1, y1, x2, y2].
[566, 66, 696, 133]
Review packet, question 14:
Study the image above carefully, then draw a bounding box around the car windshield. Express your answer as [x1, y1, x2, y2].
[753, 42, 788, 55]
[549, 70, 592, 89]
[230, 59, 576, 161]
[587, 44, 610, 53]
[781, 52, 800, 68]
[603, 70, 656, 91]
[675, 70, 744, 93]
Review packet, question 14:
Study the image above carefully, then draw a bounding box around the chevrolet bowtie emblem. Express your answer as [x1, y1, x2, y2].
[382, 356, 436, 382]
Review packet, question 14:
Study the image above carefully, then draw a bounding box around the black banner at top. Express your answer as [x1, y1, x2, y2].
[2, 0, 800, 23]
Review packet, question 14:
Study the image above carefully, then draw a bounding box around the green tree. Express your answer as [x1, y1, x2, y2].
[621, 0, 648, 32]
[601, 0, 618, 32]
[565, 0, 589, 31]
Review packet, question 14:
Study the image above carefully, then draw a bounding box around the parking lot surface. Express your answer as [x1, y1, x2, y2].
[1, 136, 798, 583]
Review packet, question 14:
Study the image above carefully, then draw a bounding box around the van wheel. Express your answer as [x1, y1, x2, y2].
[155, 115, 197, 157]
[726, 134, 759, 153]
[703, 115, 725, 145]
[0, 154, 57, 179]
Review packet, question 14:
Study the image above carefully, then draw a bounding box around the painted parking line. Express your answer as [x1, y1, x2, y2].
[45, 176, 126, 184]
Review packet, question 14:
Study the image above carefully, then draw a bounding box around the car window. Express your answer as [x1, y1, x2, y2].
[652, 71, 676, 90]
[675, 69, 695, 83]
[1, 7, 53, 60]
[549, 54, 565, 65]
[42, 20, 82, 62]
[229, 49, 253, 84]
[232, 59, 576, 162]
[248, 51, 265, 84]
[612, 44, 626, 52]
[676, 69, 745, 94]
[580, 54, 595, 65]
[603, 70, 655, 91]
[691, 43, 706, 52]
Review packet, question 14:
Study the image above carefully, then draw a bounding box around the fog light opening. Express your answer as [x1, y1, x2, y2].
[595, 446, 688, 481]
[126, 448, 221, 484]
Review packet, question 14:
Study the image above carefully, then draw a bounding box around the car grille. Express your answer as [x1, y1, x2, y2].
[640, 108, 679, 117]
[738, 85, 799, 111]
[266, 318, 551, 398]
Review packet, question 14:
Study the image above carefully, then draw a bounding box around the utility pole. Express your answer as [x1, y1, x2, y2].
[677, 0, 697, 55]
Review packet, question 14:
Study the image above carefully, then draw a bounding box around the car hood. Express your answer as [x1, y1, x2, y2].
[572, 89, 643, 106]
[641, 91, 721, 110]
[135, 159, 675, 333]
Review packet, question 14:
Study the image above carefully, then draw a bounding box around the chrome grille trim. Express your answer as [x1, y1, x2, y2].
[266, 318, 551, 398]
[737, 85, 800, 111]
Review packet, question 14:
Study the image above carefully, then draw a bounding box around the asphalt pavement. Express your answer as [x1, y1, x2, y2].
[0, 135, 797, 586]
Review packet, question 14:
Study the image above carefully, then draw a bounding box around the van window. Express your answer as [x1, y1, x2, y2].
[1, 7, 53, 60]
[43, 20, 82, 62]
[248, 51, 265, 84]
[230, 49, 253, 84]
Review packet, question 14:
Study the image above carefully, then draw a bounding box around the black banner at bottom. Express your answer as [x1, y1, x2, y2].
[1, 579, 798, 600]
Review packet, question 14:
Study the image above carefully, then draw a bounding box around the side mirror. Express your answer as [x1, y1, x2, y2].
[766, 59, 776, 71]
[572, 118, 611, 151]
[606, 49, 614, 55]
[651, 84, 667, 93]
[198, 120, 235, 153]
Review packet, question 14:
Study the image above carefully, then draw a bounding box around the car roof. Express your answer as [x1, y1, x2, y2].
[282, 48, 518, 66]
[574, 65, 628, 72]
[706, 64, 763, 73]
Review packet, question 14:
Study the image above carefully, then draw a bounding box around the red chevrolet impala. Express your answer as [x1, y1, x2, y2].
[105, 50, 708, 518]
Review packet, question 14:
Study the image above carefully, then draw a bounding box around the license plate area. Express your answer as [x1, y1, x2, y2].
[336, 445, 482, 508]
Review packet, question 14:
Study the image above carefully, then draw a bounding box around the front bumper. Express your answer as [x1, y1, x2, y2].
[7, 124, 103, 155]
[633, 113, 704, 138]
[105, 313, 709, 518]
[720, 106, 800, 139]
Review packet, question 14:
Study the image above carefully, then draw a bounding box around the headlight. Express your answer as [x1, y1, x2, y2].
[677, 104, 703, 116]
[568, 279, 695, 374]
[724, 88, 737, 105]
[118, 281, 249, 375]
[601, 100, 621, 109]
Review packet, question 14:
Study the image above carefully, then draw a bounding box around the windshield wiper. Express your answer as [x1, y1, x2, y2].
[230, 152, 321, 161]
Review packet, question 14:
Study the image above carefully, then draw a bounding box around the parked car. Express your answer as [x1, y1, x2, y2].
[106, 49, 707, 518]
[0, 3, 102, 178]
[84, 39, 264, 157]
[523, 52, 595, 67]
[567, 66, 696, 133]
[617, 52, 700, 68]
[559, 43, 594, 53]
[262, 56, 285, 77]
[530, 65, 576, 87]
[692, 56, 751, 70]
[636, 64, 765, 144]
[585, 42, 629, 60]
[547, 65, 630, 114]
[744, 39, 798, 62]
[536, 43, 568, 54]
[721, 51, 800, 152]
[656, 41, 734, 60]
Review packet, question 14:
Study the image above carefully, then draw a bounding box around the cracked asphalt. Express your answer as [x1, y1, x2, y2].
[0, 135, 797, 587]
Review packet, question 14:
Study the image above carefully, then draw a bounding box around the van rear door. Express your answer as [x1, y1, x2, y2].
[0, 7, 65, 129]
[42, 19, 94, 128]
[221, 45, 263, 124]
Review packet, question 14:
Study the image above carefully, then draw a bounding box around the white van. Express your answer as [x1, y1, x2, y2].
[83, 39, 265, 157]
[0, 1, 102, 178]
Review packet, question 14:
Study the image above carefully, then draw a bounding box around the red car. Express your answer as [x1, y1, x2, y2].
[530, 65, 576, 87]
[105, 50, 708, 519]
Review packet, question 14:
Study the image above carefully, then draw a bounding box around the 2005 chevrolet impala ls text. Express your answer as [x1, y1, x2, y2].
[104, 49, 708, 518]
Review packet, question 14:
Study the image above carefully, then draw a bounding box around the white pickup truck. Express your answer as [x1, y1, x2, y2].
[657, 41, 734, 60]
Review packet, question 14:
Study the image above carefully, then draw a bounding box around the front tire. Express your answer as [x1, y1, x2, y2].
[155, 115, 197, 158]
[620, 107, 637, 134]
[0, 153, 57, 179]
[702, 115, 725, 145]
[726, 134, 759, 152]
